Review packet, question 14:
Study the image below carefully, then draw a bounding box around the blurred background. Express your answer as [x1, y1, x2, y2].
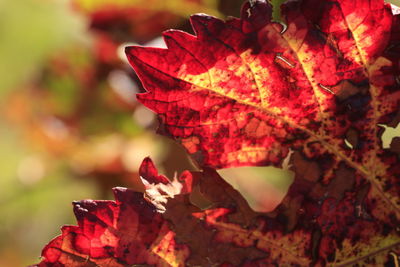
[10, 0, 400, 265]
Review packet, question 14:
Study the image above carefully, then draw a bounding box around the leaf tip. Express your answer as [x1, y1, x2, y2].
[241, 0, 272, 32]
[139, 157, 170, 184]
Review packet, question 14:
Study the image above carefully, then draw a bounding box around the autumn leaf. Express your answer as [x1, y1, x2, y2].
[124, 0, 400, 264]
[35, 157, 399, 266]
[35, 0, 400, 265]
[34, 158, 262, 266]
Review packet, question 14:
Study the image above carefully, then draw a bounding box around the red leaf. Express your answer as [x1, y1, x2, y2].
[126, 0, 399, 169]
[36, 0, 400, 265]
[37, 190, 190, 266]
[124, 0, 400, 264]
[125, 0, 400, 224]
[36, 158, 400, 266]
[35, 158, 263, 266]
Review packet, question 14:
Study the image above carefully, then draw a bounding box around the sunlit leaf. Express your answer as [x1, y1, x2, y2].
[37, 156, 400, 266]
[125, 0, 400, 263]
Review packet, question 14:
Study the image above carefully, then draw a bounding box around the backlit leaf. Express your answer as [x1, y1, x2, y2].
[35, 0, 400, 265]
[36, 157, 399, 266]
[125, 0, 400, 264]
[35, 158, 261, 266]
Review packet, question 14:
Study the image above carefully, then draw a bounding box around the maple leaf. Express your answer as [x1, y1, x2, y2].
[124, 0, 400, 264]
